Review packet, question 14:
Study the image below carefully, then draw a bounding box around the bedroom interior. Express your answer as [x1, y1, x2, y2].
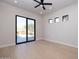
[0, 0, 78, 59]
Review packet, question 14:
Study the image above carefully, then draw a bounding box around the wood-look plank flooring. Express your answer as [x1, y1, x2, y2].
[0, 40, 78, 59]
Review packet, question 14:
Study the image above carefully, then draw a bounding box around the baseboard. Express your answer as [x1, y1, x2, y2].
[0, 38, 42, 48]
[0, 39, 77, 48]
[45, 39, 78, 48]
[36, 38, 43, 41]
[0, 43, 15, 48]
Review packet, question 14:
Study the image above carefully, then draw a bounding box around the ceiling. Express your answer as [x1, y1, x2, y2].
[1, 0, 78, 15]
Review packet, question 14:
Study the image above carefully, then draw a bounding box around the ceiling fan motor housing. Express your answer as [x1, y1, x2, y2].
[34, 0, 52, 10]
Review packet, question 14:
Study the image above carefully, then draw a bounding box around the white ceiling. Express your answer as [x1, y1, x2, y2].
[1, 0, 78, 15]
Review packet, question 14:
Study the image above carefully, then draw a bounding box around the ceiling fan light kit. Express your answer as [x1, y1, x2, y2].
[34, 0, 52, 10]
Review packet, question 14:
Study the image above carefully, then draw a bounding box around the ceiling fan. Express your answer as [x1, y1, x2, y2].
[34, 0, 52, 10]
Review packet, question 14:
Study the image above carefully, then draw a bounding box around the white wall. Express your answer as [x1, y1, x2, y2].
[0, 2, 43, 47]
[43, 3, 78, 48]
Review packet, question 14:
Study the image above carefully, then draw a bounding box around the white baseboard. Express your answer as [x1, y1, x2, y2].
[36, 38, 43, 41]
[0, 38, 42, 48]
[45, 39, 78, 48]
[0, 43, 15, 48]
[0, 39, 77, 48]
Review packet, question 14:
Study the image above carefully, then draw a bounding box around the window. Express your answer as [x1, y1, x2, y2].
[49, 19, 53, 24]
[16, 15, 36, 44]
[62, 15, 69, 22]
[54, 17, 60, 23]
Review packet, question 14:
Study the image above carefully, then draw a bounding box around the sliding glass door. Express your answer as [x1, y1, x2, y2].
[16, 15, 36, 44]
[28, 19, 35, 41]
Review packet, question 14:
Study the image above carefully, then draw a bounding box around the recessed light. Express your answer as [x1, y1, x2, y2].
[14, 0, 18, 3]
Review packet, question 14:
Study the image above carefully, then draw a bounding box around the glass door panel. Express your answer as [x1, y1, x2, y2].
[28, 19, 35, 41]
[16, 16, 26, 43]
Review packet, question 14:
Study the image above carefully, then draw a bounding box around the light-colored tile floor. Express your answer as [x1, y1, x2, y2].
[0, 40, 78, 59]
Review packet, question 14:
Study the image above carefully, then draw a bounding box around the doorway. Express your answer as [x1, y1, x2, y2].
[16, 15, 36, 44]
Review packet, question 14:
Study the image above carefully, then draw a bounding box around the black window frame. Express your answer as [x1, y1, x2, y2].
[15, 15, 36, 45]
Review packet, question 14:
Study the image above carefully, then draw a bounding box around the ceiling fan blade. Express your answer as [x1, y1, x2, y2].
[43, 3, 52, 5]
[41, 0, 44, 3]
[34, 0, 40, 3]
[43, 5, 46, 10]
[35, 4, 41, 8]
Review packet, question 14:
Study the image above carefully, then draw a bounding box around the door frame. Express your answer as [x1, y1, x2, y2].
[15, 15, 36, 44]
